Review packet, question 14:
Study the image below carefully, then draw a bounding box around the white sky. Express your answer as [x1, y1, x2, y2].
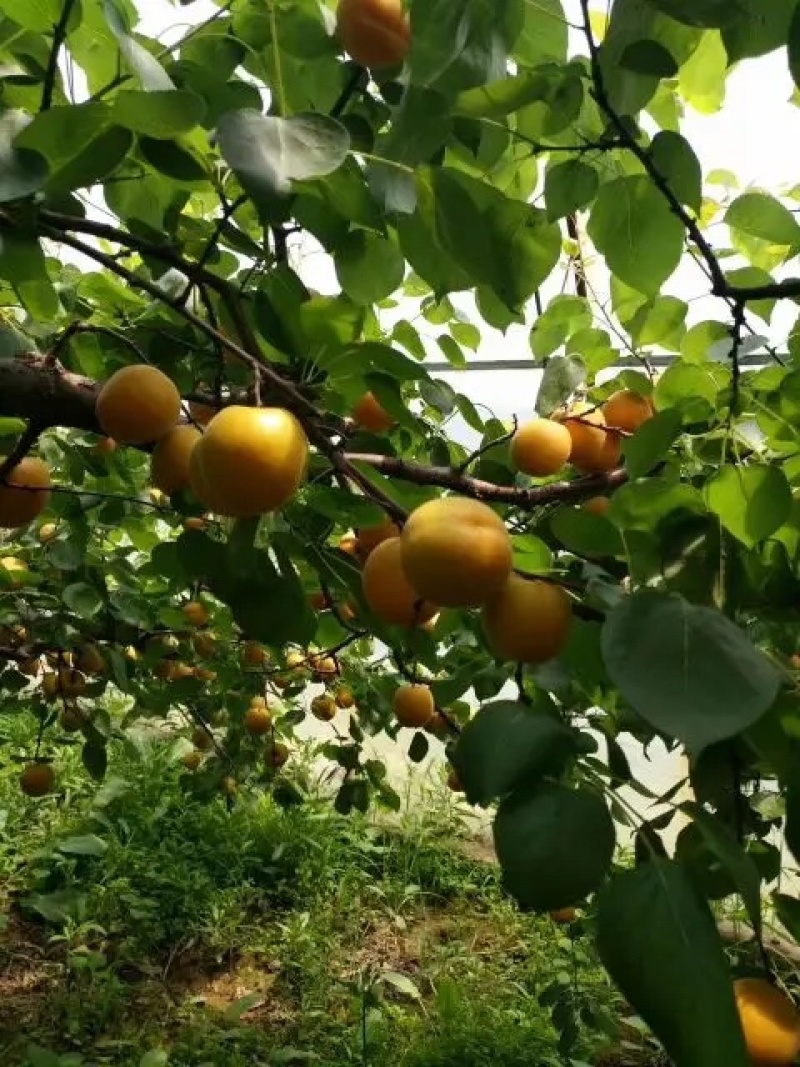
[124, 1, 800, 427]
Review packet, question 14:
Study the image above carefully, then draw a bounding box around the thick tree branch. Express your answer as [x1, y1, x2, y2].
[344, 453, 628, 509]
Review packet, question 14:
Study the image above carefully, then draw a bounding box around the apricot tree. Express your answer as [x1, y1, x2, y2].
[2, 0, 800, 1063]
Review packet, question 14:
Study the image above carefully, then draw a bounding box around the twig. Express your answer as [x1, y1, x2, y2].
[42, 0, 79, 111]
[729, 299, 746, 419]
[176, 193, 248, 308]
[455, 417, 517, 475]
[331, 64, 368, 118]
[566, 215, 588, 299]
[0, 423, 43, 482]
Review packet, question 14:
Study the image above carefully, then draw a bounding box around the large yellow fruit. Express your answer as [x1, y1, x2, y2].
[75, 644, 106, 675]
[356, 519, 401, 559]
[0, 556, 28, 588]
[20, 763, 55, 797]
[362, 536, 437, 627]
[351, 391, 394, 432]
[575, 429, 622, 475]
[734, 977, 800, 1066]
[150, 424, 202, 495]
[336, 0, 410, 69]
[95, 365, 181, 445]
[510, 419, 572, 477]
[552, 403, 608, 474]
[38, 522, 58, 543]
[393, 684, 435, 728]
[482, 575, 572, 663]
[401, 497, 512, 608]
[311, 694, 337, 721]
[182, 600, 210, 627]
[244, 703, 273, 735]
[189, 406, 308, 517]
[602, 389, 654, 433]
[0, 457, 51, 529]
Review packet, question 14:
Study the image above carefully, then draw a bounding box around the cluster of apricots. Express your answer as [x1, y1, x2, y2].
[510, 389, 654, 480]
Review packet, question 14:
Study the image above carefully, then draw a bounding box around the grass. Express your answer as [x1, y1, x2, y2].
[0, 714, 640, 1067]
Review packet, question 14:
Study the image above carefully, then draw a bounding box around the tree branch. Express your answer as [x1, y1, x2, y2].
[42, 0, 78, 111]
[344, 453, 628, 509]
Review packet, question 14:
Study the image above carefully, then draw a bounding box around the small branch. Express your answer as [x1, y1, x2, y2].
[331, 64, 368, 118]
[729, 299, 746, 419]
[455, 418, 517, 475]
[566, 215, 588, 299]
[344, 452, 628, 510]
[0, 423, 43, 482]
[42, 0, 79, 111]
[176, 193, 248, 308]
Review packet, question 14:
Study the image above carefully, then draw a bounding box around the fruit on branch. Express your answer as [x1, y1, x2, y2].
[242, 640, 269, 667]
[361, 536, 437, 626]
[733, 977, 800, 1066]
[59, 705, 87, 733]
[352, 391, 395, 432]
[182, 600, 210, 627]
[182, 749, 203, 771]
[42, 667, 86, 699]
[19, 763, 55, 797]
[602, 389, 654, 433]
[310, 654, 337, 678]
[95, 365, 181, 445]
[286, 649, 307, 672]
[339, 533, 359, 556]
[311, 694, 337, 721]
[189, 406, 308, 517]
[482, 575, 572, 664]
[0, 456, 51, 529]
[150, 424, 203, 495]
[184, 516, 208, 531]
[38, 522, 58, 543]
[268, 740, 290, 768]
[401, 497, 513, 608]
[575, 428, 622, 475]
[191, 726, 214, 752]
[552, 402, 610, 475]
[244, 701, 273, 735]
[193, 631, 217, 657]
[75, 644, 106, 675]
[550, 907, 577, 923]
[356, 519, 401, 559]
[583, 496, 611, 517]
[92, 436, 117, 455]
[510, 419, 572, 477]
[335, 0, 410, 69]
[335, 686, 355, 709]
[393, 683, 435, 728]
[0, 556, 29, 588]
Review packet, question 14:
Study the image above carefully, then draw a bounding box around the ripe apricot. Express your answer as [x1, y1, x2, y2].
[510, 419, 572, 478]
[184, 516, 208, 531]
[193, 631, 217, 657]
[734, 977, 800, 1066]
[339, 533, 359, 556]
[93, 436, 116, 455]
[602, 389, 653, 433]
[425, 711, 450, 738]
[42, 667, 85, 699]
[335, 686, 355, 709]
[188, 400, 216, 426]
[356, 519, 401, 558]
[550, 907, 577, 923]
[194, 667, 217, 682]
[38, 522, 58, 543]
[401, 497, 512, 608]
[393, 683, 434, 728]
[583, 496, 611, 517]
[59, 705, 86, 733]
[268, 740, 290, 768]
[336, 0, 411, 68]
[311, 654, 337, 678]
[189, 406, 308, 517]
[182, 749, 203, 771]
[574, 429, 622, 475]
[0, 457, 51, 529]
[150, 424, 203, 496]
[0, 557, 28, 588]
[244, 703, 273, 735]
[243, 640, 269, 667]
[362, 536, 437, 627]
[192, 726, 214, 752]
[482, 575, 572, 663]
[75, 644, 105, 675]
[20, 763, 55, 797]
[286, 649, 307, 672]
[95, 365, 181, 445]
[552, 403, 608, 474]
[309, 590, 329, 611]
[352, 391, 394, 432]
[183, 600, 210, 627]
[311, 694, 337, 721]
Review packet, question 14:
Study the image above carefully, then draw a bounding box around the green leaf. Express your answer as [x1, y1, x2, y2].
[58, 834, 108, 857]
[512, 0, 567, 65]
[493, 783, 615, 911]
[409, 0, 470, 85]
[104, 0, 174, 90]
[725, 192, 800, 246]
[110, 90, 206, 139]
[63, 582, 104, 619]
[544, 160, 599, 221]
[453, 700, 576, 806]
[222, 567, 316, 647]
[530, 295, 591, 360]
[454, 72, 551, 120]
[622, 409, 683, 478]
[626, 295, 688, 348]
[650, 131, 702, 212]
[682, 802, 762, 936]
[773, 892, 800, 942]
[335, 232, 405, 306]
[2, 0, 66, 31]
[0, 234, 58, 320]
[620, 39, 679, 75]
[705, 464, 793, 547]
[535, 355, 585, 416]
[681, 320, 730, 362]
[678, 30, 727, 114]
[723, 0, 796, 62]
[602, 590, 781, 750]
[550, 506, 625, 557]
[783, 783, 800, 865]
[646, 0, 744, 26]
[790, 1, 800, 90]
[216, 109, 350, 200]
[596, 860, 750, 1067]
[587, 176, 684, 296]
[82, 739, 108, 782]
[49, 126, 133, 194]
[0, 111, 47, 203]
